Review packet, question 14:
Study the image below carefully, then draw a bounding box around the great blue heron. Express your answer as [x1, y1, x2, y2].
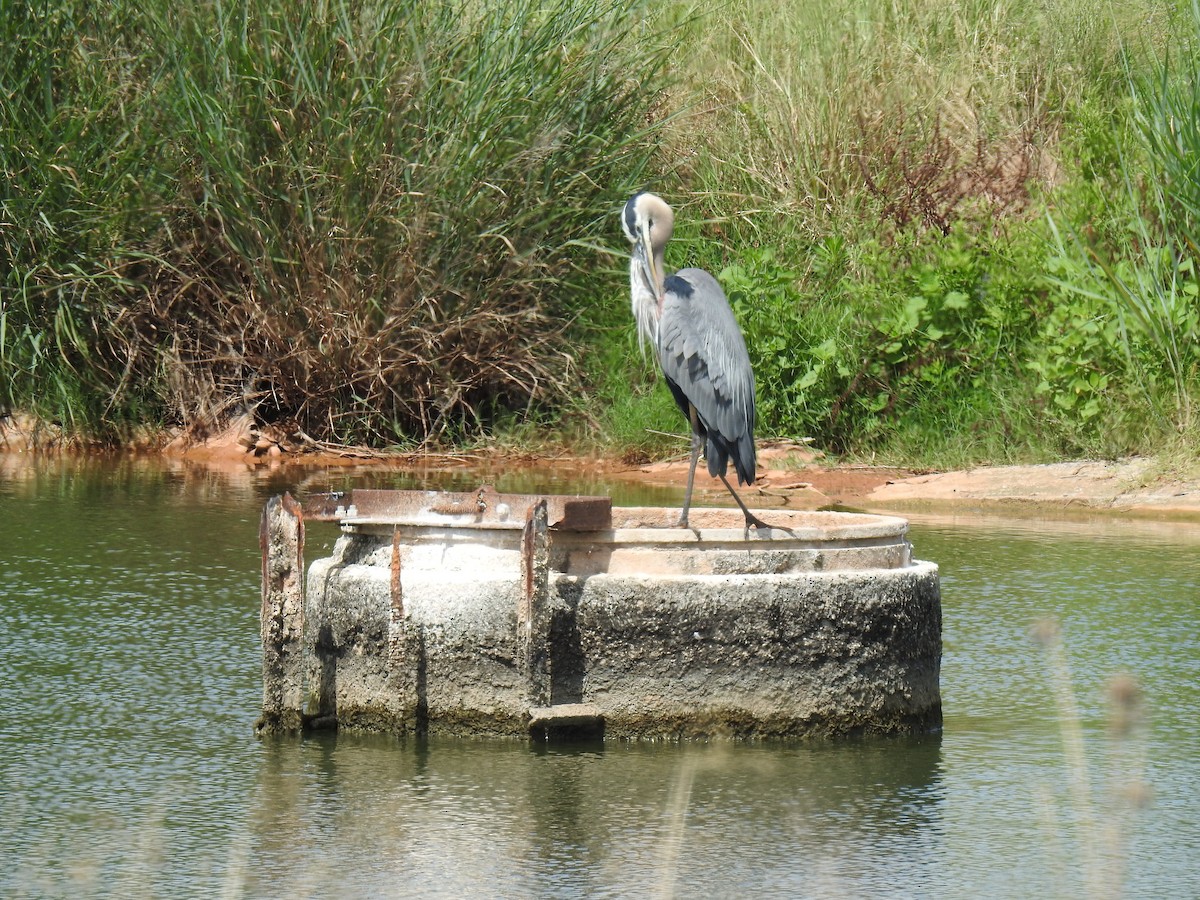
[622, 191, 769, 531]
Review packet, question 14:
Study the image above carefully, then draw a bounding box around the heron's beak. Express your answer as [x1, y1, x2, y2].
[638, 219, 663, 300]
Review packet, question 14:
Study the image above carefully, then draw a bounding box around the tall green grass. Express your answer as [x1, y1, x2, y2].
[1048, 5, 1200, 436]
[2, 0, 675, 445]
[0, 1, 163, 434]
[1032, 0, 1200, 451]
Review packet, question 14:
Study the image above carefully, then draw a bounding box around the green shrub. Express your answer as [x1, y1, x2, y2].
[709, 223, 1047, 460]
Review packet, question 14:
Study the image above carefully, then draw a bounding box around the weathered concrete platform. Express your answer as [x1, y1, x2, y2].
[257, 488, 941, 740]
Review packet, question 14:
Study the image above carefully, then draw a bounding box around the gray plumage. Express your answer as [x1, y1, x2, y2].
[622, 191, 765, 530]
[658, 267, 756, 483]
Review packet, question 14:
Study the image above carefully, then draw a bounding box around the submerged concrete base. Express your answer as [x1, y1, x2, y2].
[258, 493, 941, 740]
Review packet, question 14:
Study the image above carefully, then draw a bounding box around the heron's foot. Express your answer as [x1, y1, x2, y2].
[743, 512, 796, 540]
[745, 512, 773, 531]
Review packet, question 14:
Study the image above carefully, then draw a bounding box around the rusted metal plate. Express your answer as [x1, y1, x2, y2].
[301, 486, 611, 531]
[302, 491, 350, 520]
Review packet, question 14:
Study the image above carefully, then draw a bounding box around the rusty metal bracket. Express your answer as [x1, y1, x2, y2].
[387, 526, 417, 725]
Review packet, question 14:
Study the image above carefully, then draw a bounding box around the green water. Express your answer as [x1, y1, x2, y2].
[1, 458, 1197, 897]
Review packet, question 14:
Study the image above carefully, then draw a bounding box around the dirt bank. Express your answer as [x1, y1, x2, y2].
[625, 443, 1200, 520]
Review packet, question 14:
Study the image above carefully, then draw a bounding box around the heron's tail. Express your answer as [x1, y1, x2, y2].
[706, 431, 756, 486]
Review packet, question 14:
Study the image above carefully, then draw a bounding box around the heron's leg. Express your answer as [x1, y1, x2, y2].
[718, 473, 772, 534]
[677, 430, 702, 528]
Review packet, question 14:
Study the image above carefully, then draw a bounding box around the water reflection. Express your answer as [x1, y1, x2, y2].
[0, 452, 685, 511]
[233, 731, 944, 896]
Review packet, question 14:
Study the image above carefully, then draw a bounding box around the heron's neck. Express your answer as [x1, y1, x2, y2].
[630, 249, 665, 350]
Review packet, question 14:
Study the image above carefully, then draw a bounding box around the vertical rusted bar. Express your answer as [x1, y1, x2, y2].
[518, 499, 551, 708]
[390, 527, 403, 621]
[256, 492, 305, 734]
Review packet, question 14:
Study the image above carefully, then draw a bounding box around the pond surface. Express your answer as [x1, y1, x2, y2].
[1, 456, 1197, 898]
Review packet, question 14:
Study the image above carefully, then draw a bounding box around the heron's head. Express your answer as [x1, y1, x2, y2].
[623, 192, 675, 347]
[622, 192, 674, 264]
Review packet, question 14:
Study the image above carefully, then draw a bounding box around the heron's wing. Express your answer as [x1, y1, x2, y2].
[658, 268, 756, 447]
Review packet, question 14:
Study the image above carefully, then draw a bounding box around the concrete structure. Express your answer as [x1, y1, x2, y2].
[257, 488, 941, 740]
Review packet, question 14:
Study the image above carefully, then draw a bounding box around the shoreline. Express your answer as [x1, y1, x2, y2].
[4, 413, 1199, 521]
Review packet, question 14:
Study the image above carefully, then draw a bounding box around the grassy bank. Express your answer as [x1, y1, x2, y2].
[3, 0, 1198, 466]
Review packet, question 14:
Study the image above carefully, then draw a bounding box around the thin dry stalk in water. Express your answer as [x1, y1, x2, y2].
[1030, 618, 1149, 899]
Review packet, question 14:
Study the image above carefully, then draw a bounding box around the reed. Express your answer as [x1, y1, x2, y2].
[0, 1, 163, 435]
[1, 0, 676, 444]
[1048, 1, 1200, 436]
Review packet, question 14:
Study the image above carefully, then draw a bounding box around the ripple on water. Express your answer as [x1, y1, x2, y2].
[1, 460, 1197, 896]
